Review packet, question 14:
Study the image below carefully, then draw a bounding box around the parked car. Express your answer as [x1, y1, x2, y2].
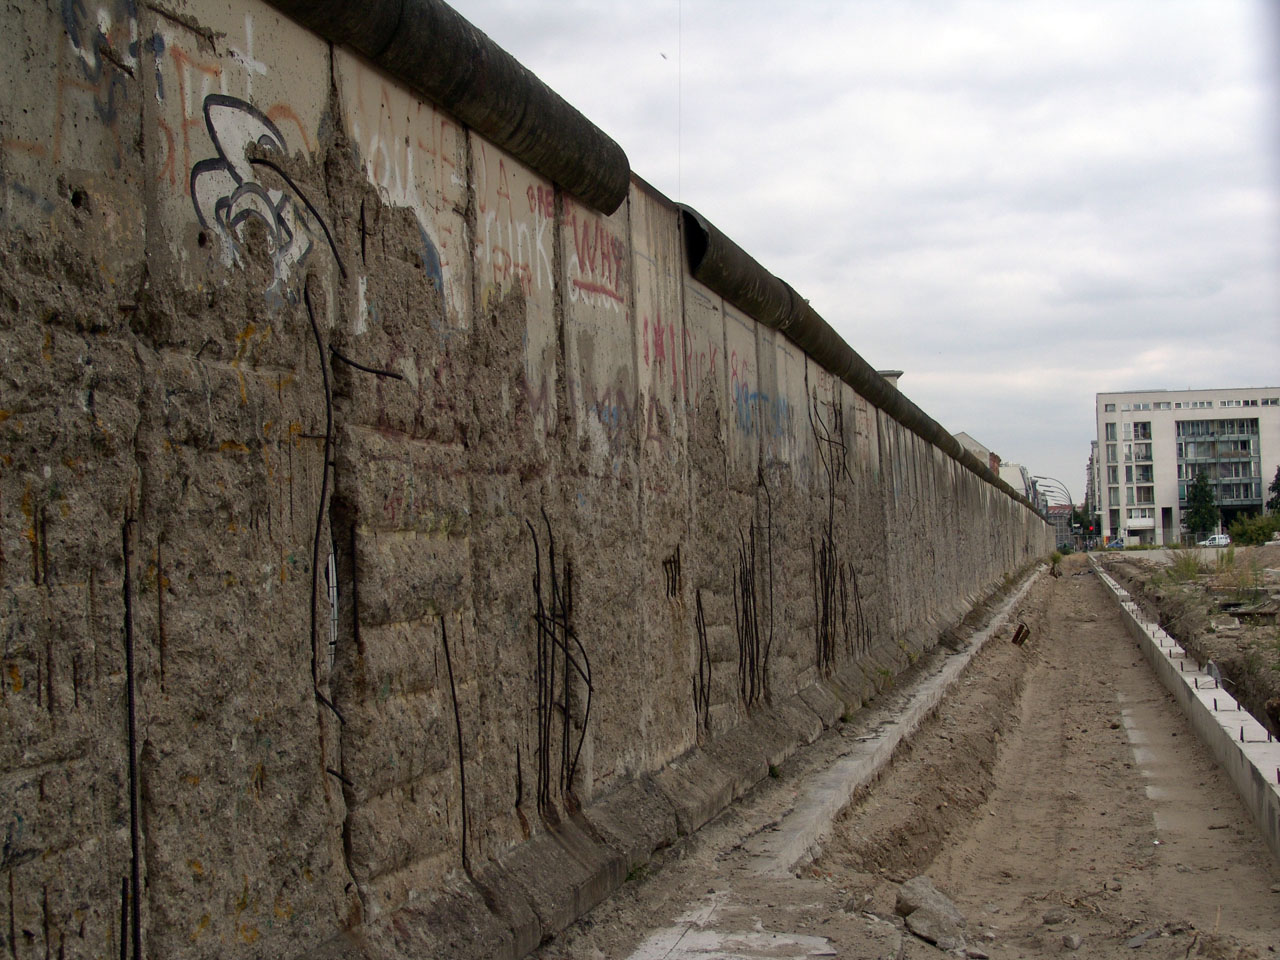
[1104, 538, 1125, 550]
[1197, 533, 1231, 547]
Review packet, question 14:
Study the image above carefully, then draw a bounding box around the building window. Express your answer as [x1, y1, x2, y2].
[1125, 466, 1133, 484]
[1105, 422, 1117, 441]
[1106, 443, 1117, 463]
[1133, 421, 1151, 440]
[1104, 403, 1116, 412]
[1126, 487, 1135, 505]
[1155, 401, 1170, 410]
[1263, 398, 1279, 406]
[1123, 422, 1132, 440]
[1135, 486, 1154, 505]
[1107, 466, 1118, 484]
[1135, 464, 1153, 483]
[1108, 487, 1119, 506]
[1133, 442, 1152, 461]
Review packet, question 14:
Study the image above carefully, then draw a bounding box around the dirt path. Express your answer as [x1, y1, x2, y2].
[532, 558, 1280, 959]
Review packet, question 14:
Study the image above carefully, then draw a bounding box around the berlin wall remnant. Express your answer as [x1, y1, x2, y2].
[0, 2, 1050, 958]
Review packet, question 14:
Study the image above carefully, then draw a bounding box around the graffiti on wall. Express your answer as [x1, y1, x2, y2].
[59, 0, 159, 168]
[565, 201, 626, 312]
[190, 94, 343, 304]
[341, 59, 462, 324]
[0, 1, 159, 222]
[475, 142, 554, 305]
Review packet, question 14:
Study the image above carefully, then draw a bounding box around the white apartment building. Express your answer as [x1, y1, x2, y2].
[1094, 387, 1280, 545]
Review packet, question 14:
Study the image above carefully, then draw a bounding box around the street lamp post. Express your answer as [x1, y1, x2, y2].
[1033, 475, 1075, 545]
[1032, 475, 1073, 507]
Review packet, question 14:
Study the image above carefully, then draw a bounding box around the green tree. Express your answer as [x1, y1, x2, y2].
[1185, 471, 1218, 539]
[1268, 465, 1280, 514]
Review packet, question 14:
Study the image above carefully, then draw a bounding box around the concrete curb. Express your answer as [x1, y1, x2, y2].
[1091, 558, 1280, 864]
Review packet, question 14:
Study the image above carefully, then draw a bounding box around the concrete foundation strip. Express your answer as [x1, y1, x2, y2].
[746, 563, 1047, 876]
[1090, 558, 1280, 863]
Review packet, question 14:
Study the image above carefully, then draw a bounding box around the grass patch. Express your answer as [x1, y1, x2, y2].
[1166, 544, 1209, 583]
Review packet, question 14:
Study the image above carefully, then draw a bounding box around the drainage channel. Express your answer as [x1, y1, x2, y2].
[620, 565, 1047, 960]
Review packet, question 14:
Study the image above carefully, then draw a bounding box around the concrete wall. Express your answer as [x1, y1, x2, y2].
[0, 2, 1049, 958]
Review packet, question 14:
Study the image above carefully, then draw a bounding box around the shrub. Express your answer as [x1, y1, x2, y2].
[1227, 512, 1280, 546]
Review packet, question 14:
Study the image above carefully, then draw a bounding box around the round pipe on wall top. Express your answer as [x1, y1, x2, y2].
[679, 204, 1039, 514]
[263, 0, 631, 214]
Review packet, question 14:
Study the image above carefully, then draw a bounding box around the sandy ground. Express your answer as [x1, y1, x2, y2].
[531, 557, 1280, 959]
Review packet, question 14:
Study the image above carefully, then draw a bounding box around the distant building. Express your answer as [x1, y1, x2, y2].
[954, 431, 1002, 474]
[998, 462, 1039, 506]
[1094, 387, 1280, 545]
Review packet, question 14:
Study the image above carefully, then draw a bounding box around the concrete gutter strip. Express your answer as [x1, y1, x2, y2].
[263, 0, 630, 214]
[677, 205, 1037, 515]
[1091, 559, 1280, 863]
[746, 564, 1045, 876]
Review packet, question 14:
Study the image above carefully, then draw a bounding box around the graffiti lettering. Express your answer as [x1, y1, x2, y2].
[566, 203, 625, 312]
[526, 184, 554, 219]
[345, 72, 457, 312]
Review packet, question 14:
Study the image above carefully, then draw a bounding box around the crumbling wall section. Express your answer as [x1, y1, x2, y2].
[0, 2, 1051, 958]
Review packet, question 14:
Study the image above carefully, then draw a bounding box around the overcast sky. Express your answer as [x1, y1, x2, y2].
[453, 0, 1280, 502]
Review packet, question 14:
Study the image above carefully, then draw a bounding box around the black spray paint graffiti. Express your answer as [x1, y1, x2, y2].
[190, 94, 345, 306]
[734, 472, 774, 708]
[527, 511, 593, 815]
[809, 392, 869, 673]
